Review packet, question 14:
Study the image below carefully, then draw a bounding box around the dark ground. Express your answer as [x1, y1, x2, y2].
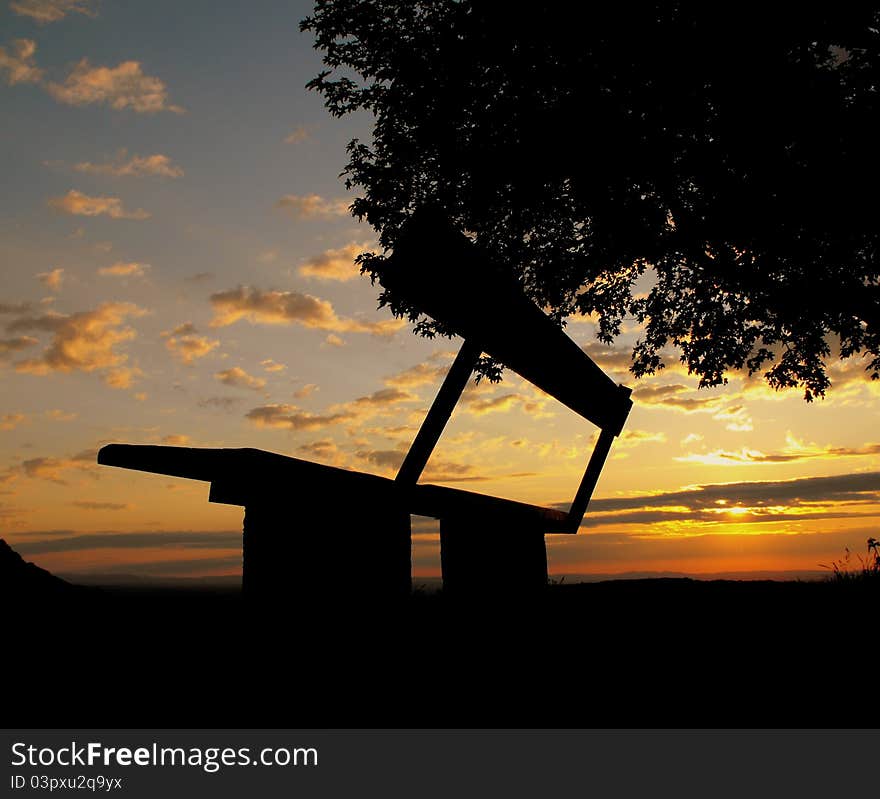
[4, 576, 876, 728]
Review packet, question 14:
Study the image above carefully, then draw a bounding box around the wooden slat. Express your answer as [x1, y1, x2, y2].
[395, 339, 481, 485]
[96, 444, 575, 534]
[566, 427, 618, 533]
[381, 208, 633, 435]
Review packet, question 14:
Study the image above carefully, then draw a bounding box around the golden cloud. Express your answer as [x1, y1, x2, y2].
[73, 150, 183, 178]
[162, 322, 219, 365]
[10, 0, 95, 23]
[0, 336, 38, 358]
[283, 125, 311, 145]
[0, 38, 43, 85]
[581, 341, 634, 378]
[676, 432, 880, 467]
[298, 240, 374, 282]
[47, 59, 184, 113]
[214, 367, 266, 391]
[209, 285, 405, 336]
[45, 409, 76, 421]
[615, 429, 668, 449]
[0, 413, 28, 431]
[384, 361, 449, 389]
[293, 383, 318, 398]
[71, 500, 131, 510]
[246, 403, 356, 432]
[296, 438, 346, 467]
[36, 267, 64, 292]
[246, 386, 416, 433]
[9, 302, 146, 388]
[260, 359, 286, 373]
[97, 261, 150, 277]
[160, 434, 190, 446]
[711, 404, 753, 432]
[353, 447, 481, 483]
[297, 439, 339, 458]
[462, 392, 523, 416]
[348, 387, 416, 408]
[48, 190, 150, 220]
[20, 448, 98, 484]
[275, 194, 349, 219]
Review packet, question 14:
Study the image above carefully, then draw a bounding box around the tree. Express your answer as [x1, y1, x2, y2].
[301, 1, 880, 399]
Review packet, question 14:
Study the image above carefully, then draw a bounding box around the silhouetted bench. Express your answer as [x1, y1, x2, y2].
[98, 208, 632, 601]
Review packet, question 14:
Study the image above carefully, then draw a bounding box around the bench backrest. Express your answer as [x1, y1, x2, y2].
[380, 208, 632, 435]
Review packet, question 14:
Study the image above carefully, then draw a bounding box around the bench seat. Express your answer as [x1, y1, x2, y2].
[98, 443, 573, 535]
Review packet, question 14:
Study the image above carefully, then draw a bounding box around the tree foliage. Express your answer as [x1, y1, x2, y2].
[302, 2, 880, 398]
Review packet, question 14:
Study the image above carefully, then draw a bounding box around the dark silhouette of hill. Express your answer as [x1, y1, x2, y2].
[0, 538, 81, 597]
[4, 542, 876, 730]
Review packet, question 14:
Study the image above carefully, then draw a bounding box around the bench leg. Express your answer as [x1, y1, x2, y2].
[242, 502, 411, 607]
[439, 519, 548, 596]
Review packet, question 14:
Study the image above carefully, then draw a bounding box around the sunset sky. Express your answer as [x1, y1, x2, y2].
[3, 0, 880, 583]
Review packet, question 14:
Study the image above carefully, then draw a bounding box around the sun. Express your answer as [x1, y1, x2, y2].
[726, 506, 750, 516]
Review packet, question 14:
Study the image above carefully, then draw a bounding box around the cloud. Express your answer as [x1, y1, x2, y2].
[246, 403, 356, 432]
[0, 38, 43, 85]
[275, 194, 349, 219]
[354, 448, 405, 471]
[711, 404, 753, 432]
[246, 385, 418, 434]
[73, 150, 183, 178]
[384, 361, 449, 389]
[9, 302, 145, 388]
[283, 125, 311, 144]
[297, 439, 339, 458]
[10, 0, 96, 23]
[293, 383, 317, 398]
[677, 439, 880, 466]
[461, 392, 524, 415]
[615, 429, 667, 449]
[0, 413, 28, 430]
[0, 302, 34, 315]
[160, 434, 190, 446]
[45, 409, 76, 421]
[324, 334, 345, 347]
[352, 448, 482, 483]
[209, 285, 405, 336]
[214, 367, 265, 391]
[421, 460, 486, 483]
[185, 272, 214, 283]
[20, 449, 97, 484]
[97, 261, 150, 277]
[579, 471, 880, 520]
[197, 396, 241, 412]
[48, 190, 150, 220]
[0, 335, 39, 357]
[161, 322, 219, 365]
[36, 267, 64, 292]
[47, 58, 184, 113]
[632, 383, 723, 410]
[459, 381, 555, 418]
[581, 341, 633, 377]
[71, 500, 130, 511]
[14, 530, 242, 555]
[260, 359, 286, 373]
[349, 387, 416, 408]
[299, 240, 374, 282]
